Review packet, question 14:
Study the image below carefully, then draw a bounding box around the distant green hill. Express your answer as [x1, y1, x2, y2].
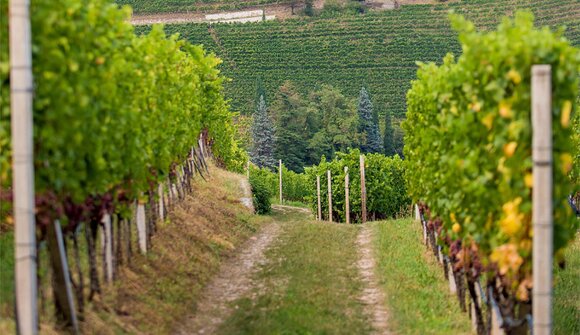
[117, 0, 294, 14]
[135, 0, 580, 117]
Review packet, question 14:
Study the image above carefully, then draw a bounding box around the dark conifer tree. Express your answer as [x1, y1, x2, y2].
[250, 95, 277, 169]
[358, 87, 383, 153]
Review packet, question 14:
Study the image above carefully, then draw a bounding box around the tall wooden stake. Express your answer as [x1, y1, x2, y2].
[316, 175, 322, 221]
[53, 221, 79, 334]
[136, 203, 147, 254]
[345, 167, 350, 224]
[279, 159, 283, 204]
[532, 64, 553, 335]
[360, 155, 367, 223]
[158, 183, 164, 221]
[10, 0, 38, 332]
[327, 170, 333, 222]
[414, 204, 420, 221]
[102, 214, 113, 283]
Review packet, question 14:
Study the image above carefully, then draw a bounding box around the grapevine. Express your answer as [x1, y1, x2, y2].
[403, 11, 579, 327]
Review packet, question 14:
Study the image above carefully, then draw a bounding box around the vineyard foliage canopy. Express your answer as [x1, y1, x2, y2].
[0, 0, 246, 227]
[404, 11, 580, 300]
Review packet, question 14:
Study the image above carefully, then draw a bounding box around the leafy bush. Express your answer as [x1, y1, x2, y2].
[249, 169, 273, 214]
[404, 11, 579, 302]
[281, 167, 309, 202]
[248, 164, 309, 204]
[305, 149, 409, 222]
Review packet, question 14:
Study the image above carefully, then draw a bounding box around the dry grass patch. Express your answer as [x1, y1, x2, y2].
[82, 167, 264, 334]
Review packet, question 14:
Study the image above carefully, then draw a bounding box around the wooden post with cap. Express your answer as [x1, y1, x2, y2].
[345, 166, 350, 224]
[316, 175, 322, 221]
[327, 170, 332, 222]
[360, 155, 367, 223]
[531, 64, 553, 335]
[10, 0, 38, 332]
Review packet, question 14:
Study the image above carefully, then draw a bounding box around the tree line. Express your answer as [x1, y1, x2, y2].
[249, 81, 404, 172]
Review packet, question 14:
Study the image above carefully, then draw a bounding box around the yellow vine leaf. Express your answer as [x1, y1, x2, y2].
[561, 100, 571, 128]
[507, 69, 522, 84]
[490, 243, 523, 275]
[499, 101, 513, 118]
[503, 142, 518, 158]
[500, 197, 524, 236]
[560, 153, 573, 174]
[482, 113, 494, 130]
[452, 223, 461, 233]
[524, 173, 533, 188]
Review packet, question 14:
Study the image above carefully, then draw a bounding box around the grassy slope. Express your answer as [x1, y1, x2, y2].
[135, 0, 580, 117]
[85, 167, 265, 334]
[0, 167, 266, 334]
[0, 232, 13, 317]
[373, 218, 580, 334]
[372, 218, 472, 334]
[553, 234, 580, 335]
[219, 211, 374, 334]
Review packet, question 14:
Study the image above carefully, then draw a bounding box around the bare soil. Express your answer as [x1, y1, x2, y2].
[174, 222, 281, 334]
[271, 203, 311, 214]
[239, 177, 254, 212]
[357, 224, 392, 335]
[130, 0, 324, 25]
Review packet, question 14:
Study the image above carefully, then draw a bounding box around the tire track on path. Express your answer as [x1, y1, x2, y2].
[175, 222, 280, 334]
[357, 224, 392, 335]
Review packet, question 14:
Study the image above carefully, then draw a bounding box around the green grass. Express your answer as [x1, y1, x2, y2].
[554, 234, 580, 335]
[372, 218, 472, 335]
[218, 210, 373, 334]
[0, 232, 14, 317]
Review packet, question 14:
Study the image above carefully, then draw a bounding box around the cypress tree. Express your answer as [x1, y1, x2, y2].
[383, 110, 396, 156]
[358, 87, 383, 153]
[250, 95, 277, 169]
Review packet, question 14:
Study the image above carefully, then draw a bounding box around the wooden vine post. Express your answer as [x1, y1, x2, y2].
[344, 166, 350, 224]
[531, 64, 553, 335]
[359, 155, 367, 223]
[158, 183, 164, 221]
[136, 202, 148, 254]
[10, 0, 38, 332]
[327, 170, 333, 222]
[102, 214, 114, 283]
[279, 159, 283, 204]
[316, 175, 322, 221]
[51, 221, 79, 333]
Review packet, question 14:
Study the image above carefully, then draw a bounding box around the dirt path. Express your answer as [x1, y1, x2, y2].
[239, 177, 254, 212]
[175, 222, 280, 334]
[357, 224, 391, 335]
[272, 203, 311, 214]
[131, 4, 290, 25]
[129, 1, 325, 25]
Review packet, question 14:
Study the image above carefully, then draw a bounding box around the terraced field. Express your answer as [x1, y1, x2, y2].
[117, 0, 296, 14]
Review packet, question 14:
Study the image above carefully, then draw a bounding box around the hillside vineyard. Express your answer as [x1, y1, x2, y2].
[116, 0, 294, 14]
[134, 0, 580, 117]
